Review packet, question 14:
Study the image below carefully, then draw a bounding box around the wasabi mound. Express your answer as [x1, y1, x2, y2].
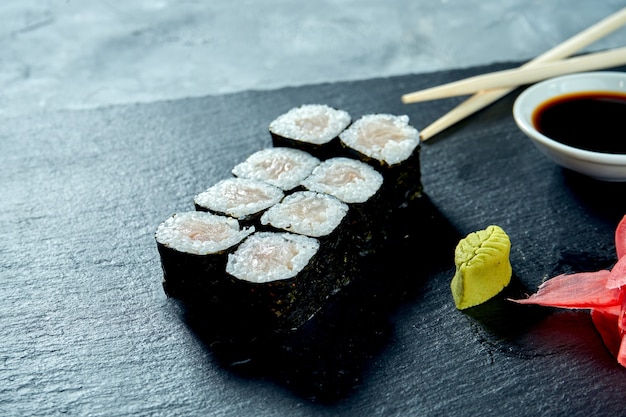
[451, 225, 512, 310]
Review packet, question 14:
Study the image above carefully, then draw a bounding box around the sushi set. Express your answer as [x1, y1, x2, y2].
[155, 105, 423, 334]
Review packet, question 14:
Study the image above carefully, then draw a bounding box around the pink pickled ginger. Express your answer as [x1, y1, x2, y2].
[512, 215, 626, 367]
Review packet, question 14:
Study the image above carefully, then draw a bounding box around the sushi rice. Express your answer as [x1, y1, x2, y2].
[156, 211, 254, 256]
[226, 232, 320, 283]
[232, 147, 320, 191]
[269, 104, 351, 145]
[300, 157, 383, 204]
[194, 177, 284, 220]
[260, 190, 349, 238]
[339, 114, 419, 166]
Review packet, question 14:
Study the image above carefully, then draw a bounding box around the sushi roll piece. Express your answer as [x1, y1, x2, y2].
[300, 157, 385, 256]
[155, 211, 254, 304]
[224, 232, 329, 330]
[259, 190, 355, 301]
[225, 230, 357, 331]
[339, 114, 422, 210]
[194, 177, 284, 228]
[226, 232, 320, 285]
[259, 190, 349, 238]
[269, 104, 351, 159]
[300, 157, 383, 205]
[232, 147, 320, 191]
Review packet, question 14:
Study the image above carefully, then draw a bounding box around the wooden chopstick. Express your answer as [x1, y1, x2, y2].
[402, 47, 626, 104]
[417, 7, 626, 141]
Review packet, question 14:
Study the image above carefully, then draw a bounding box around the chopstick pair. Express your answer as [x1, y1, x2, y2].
[401, 47, 626, 104]
[410, 7, 626, 142]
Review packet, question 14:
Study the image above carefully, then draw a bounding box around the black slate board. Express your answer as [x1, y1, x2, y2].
[3, 63, 626, 417]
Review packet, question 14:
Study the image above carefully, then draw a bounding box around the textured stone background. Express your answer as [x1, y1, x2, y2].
[3, 2, 626, 416]
[1, 1, 625, 118]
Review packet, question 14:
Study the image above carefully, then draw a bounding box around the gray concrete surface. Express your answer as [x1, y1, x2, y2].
[1, 1, 625, 118]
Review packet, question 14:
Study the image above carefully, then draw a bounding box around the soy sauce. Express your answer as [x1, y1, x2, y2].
[532, 91, 626, 154]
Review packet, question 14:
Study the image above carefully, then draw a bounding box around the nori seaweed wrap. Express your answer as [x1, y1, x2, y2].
[269, 104, 351, 159]
[339, 114, 422, 212]
[259, 190, 356, 312]
[300, 157, 385, 257]
[223, 231, 346, 330]
[155, 211, 254, 304]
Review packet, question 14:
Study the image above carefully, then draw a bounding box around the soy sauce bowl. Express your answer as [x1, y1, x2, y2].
[513, 71, 626, 182]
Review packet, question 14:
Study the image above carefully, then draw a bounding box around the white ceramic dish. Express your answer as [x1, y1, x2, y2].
[513, 71, 626, 182]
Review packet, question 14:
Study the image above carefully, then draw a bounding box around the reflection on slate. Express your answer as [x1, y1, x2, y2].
[177, 194, 461, 403]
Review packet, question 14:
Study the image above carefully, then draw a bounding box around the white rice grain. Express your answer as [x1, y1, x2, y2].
[269, 104, 351, 145]
[301, 157, 383, 203]
[226, 232, 319, 283]
[194, 177, 284, 219]
[232, 147, 320, 190]
[260, 191, 348, 237]
[339, 114, 419, 165]
[155, 211, 254, 255]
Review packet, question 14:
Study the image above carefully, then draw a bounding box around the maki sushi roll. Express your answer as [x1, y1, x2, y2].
[224, 232, 327, 329]
[269, 104, 351, 159]
[300, 157, 384, 256]
[339, 114, 419, 166]
[300, 157, 383, 205]
[339, 114, 422, 210]
[259, 190, 355, 300]
[226, 232, 320, 285]
[225, 230, 356, 331]
[259, 190, 349, 238]
[232, 147, 320, 191]
[155, 105, 429, 337]
[194, 177, 284, 228]
[155, 211, 254, 304]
